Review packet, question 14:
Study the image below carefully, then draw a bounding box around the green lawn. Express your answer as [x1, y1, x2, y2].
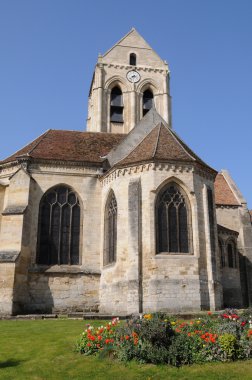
[0, 319, 252, 380]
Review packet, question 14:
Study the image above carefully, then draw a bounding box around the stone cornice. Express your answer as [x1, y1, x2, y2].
[101, 160, 216, 186]
[103, 63, 168, 74]
[1, 158, 103, 178]
[101, 161, 196, 186]
[216, 204, 240, 209]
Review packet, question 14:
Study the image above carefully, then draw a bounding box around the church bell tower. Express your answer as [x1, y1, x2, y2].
[86, 28, 172, 134]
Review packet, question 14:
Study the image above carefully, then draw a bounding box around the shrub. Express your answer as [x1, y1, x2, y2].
[168, 332, 200, 367]
[218, 333, 237, 361]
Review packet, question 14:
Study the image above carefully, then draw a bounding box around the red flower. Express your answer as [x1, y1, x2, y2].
[125, 335, 130, 340]
[208, 311, 212, 315]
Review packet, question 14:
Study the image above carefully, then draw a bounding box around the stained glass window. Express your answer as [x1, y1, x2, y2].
[37, 186, 80, 265]
[104, 192, 117, 265]
[156, 184, 190, 253]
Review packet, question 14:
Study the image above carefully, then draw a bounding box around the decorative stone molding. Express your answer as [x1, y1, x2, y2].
[104, 63, 167, 74]
[29, 161, 102, 176]
[216, 205, 240, 209]
[101, 162, 195, 186]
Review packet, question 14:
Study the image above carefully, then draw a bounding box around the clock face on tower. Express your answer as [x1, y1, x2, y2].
[127, 70, 141, 83]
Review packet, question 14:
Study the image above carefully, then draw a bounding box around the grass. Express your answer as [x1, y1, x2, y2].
[0, 319, 252, 380]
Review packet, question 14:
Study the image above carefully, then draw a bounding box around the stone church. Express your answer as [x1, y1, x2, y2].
[1, 29, 252, 316]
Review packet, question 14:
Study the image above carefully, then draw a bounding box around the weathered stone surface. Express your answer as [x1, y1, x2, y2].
[0, 251, 20, 262]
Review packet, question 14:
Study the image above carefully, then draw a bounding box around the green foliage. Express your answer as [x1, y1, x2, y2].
[168, 333, 201, 367]
[218, 333, 237, 360]
[115, 314, 174, 364]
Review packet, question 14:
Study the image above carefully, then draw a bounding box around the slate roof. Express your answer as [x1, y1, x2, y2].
[214, 173, 240, 206]
[0, 130, 125, 165]
[115, 122, 216, 173]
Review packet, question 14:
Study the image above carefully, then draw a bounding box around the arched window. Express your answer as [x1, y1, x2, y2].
[104, 191, 117, 265]
[156, 183, 190, 254]
[130, 53, 136, 66]
[37, 186, 80, 265]
[143, 89, 153, 116]
[110, 86, 123, 123]
[227, 241, 236, 268]
[218, 240, 225, 267]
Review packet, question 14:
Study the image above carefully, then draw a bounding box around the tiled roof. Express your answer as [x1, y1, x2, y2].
[214, 173, 240, 206]
[116, 123, 215, 172]
[0, 130, 125, 165]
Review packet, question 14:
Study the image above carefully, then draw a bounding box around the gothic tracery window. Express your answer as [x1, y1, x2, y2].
[110, 86, 124, 123]
[37, 186, 80, 265]
[156, 183, 190, 254]
[143, 89, 153, 116]
[104, 191, 117, 265]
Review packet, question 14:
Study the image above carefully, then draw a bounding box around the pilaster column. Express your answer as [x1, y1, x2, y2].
[96, 63, 104, 132]
[127, 178, 142, 314]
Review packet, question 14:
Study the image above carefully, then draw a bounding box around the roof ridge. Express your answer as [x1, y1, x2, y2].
[116, 123, 160, 165]
[3, 129, 50, 163]
[152, 123, 162, 158]
[220, 171, 243, 205]
[166, 127, 196, 162]
[27, 129, 51, 156]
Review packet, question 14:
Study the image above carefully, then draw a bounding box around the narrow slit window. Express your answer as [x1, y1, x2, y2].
[130, 53, 136, 66]
[227, 242, 236, 268]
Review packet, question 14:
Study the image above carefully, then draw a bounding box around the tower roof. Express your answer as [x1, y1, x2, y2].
[101, 28, 167, 68]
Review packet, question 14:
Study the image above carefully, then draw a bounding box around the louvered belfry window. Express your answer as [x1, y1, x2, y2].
[156, 184, 190, 254]
[110, 86, 123, 123]
[37, 186, 80, 265]
[143, 89, 153, 116]
[104, 192, 117, 265]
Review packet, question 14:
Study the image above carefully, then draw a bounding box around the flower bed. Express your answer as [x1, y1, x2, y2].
[76, 310, 252, 367]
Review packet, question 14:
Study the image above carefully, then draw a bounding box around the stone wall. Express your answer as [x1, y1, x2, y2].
[25, 271, 100, 313]
[216, 206, 252, 306]
[0, 162, 102, 314]
[100, 163, 221, 314]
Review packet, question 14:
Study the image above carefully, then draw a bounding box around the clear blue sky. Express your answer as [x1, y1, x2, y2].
[0, 0, 252, 207]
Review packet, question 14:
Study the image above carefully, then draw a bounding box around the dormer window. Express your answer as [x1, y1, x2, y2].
[110, 86, 123, 123]
[130, 53, 136, 66]
[143, 89, 153, 116]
